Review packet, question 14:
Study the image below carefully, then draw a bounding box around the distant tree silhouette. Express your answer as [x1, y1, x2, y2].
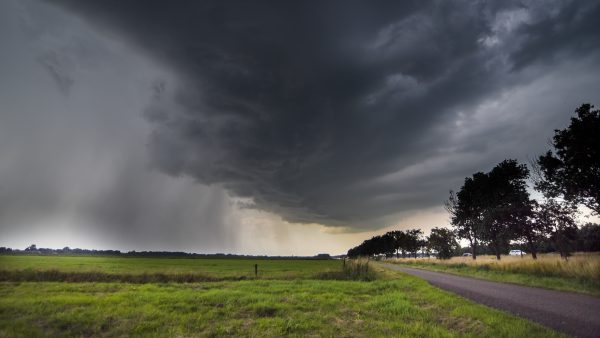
[536, 103, 600, 214]
[404, 229, 423, 258]
[427, 227, 459, 259]
[346, 229, 425, 258]
[387, 230, 406, 258]
[484, 160, 533, 260]
[446, 173, 488, 259]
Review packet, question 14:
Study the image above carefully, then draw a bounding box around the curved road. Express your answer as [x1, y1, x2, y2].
[381, 264, 600, 338]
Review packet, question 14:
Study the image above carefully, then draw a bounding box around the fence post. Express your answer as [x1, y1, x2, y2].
[255, 264, 258, 277]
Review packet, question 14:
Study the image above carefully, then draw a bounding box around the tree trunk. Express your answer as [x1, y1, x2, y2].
[472, 239, 477, 260]
[526, 235, 537, 259]
[494, 242, 501, 260]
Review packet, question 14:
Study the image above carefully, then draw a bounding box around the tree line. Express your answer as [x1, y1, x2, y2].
[348, 103, 600, 260]
[346, 222, 599, 259]
[0, 245, 334, 260]
[347, 227, 458, 259]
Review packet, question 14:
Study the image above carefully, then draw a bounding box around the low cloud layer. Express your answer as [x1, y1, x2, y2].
[51, 0, 600, 229]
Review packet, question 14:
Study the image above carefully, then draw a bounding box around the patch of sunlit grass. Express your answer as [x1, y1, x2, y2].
[0, 273, 563, 337]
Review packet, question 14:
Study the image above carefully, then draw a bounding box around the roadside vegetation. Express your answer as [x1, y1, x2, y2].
[0, 256, 564, 337]
[388, 253, 600, 296]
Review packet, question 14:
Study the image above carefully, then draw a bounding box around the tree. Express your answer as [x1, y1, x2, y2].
[404, 229, 423, 258]
[346, 232, 397, 258]
[536, 104, 600, 214]
[483, 160, 533, 260]
[387, 230, 407, 258]
[448, 160, 534, 260]
[577, 223, 600, 252]
[427, 227, 459, 259]
[513, 201, 546, 259]
[535, 199, 578, 259]
[447, 171, 495, 260]
[379, 233, 397, 256]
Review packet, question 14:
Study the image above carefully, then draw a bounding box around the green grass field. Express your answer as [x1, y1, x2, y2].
[0, 255, 565, 337]
[387, 253, 600, 296]
[0, 255, 340, 280]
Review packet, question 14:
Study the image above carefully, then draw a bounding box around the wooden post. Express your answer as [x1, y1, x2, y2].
[255, 264, 258, 277]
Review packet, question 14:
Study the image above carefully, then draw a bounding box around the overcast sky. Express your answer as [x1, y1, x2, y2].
[1, 0, 599, 255]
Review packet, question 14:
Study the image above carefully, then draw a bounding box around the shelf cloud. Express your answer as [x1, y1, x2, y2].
[1, 0, 599, 253]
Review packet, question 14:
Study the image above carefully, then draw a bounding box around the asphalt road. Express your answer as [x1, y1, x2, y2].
[381, 264, 600, 338]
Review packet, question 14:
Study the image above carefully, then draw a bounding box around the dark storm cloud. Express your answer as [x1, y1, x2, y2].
[50, 0, 600, 229]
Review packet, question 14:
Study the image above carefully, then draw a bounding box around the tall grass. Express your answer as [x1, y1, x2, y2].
[388, 252, 600, 295]
[313, 258, 377, 281]
[342, 258, 377, 281]
[392, 253, 600, 280]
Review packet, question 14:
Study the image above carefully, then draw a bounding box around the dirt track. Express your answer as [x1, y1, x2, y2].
[381, 264, 600, 338]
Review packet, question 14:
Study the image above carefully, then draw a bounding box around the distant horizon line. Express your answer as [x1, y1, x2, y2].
[0, 245, 344, 258]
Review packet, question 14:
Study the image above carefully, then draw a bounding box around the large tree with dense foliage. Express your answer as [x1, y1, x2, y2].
[536, 103, 600, 214]
[447, 160, 533, 260]
[484, 160, 533, 260]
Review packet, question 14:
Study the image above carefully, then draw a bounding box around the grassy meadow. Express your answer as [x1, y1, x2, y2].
[0, 255, 566, 337]
[388, 253, 600, 296]
[0, 255, 341, 281]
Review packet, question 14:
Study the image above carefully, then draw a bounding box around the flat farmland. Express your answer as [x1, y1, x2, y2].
[0, 255, 340, 280]
[0, 255, 564, 337]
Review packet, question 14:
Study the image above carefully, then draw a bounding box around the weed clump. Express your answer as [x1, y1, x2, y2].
[313, 259, 378, 281]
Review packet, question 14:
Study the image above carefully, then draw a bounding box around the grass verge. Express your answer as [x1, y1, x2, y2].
[387, 253, 600, 296]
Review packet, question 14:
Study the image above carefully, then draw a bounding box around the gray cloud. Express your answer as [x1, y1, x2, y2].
[0, 0, 242, 252]
[46, 0, 600, 230]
